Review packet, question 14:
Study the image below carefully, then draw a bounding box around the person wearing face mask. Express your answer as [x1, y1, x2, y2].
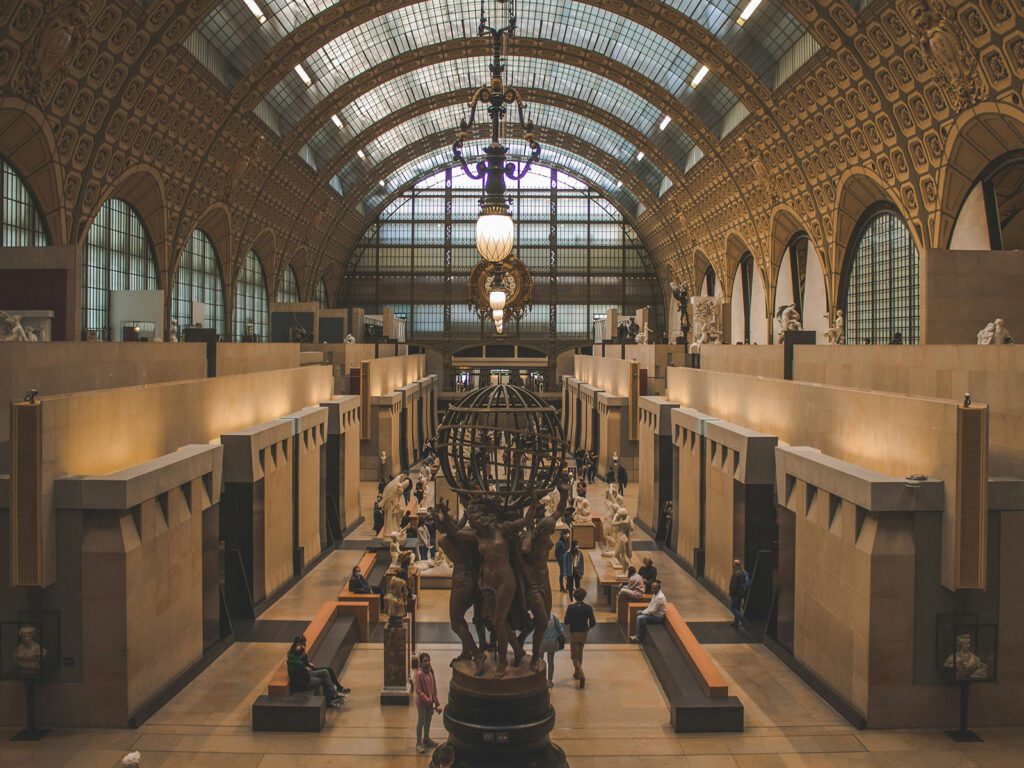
[413, 652, 442, 753]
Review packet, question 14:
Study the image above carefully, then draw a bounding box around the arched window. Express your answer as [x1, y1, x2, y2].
[233, 250, 268, 342]
[83, 198, 158, 339]
[2, 157, 49, 246]
[700, 266, 717, 297]
[314, 278, 329, 309]
[784, 235, 808, 315]
[172, 230, 226, 337]
[276, 265, 300, 302]
[842, 207, 919, 345]
[736, 253, 754, 343]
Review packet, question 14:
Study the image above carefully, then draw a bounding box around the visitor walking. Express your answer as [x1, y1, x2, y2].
[539, 611, 566, 687]
[630, 580, 667, 642]
[563, 588, 597, 688]
[554, 530, 571, 592]
[373, 493, 384, 535]
[729, 559, 750, 629]
[563, 540, 585, 593]
[616, 464, 628, 494]
[414, 652, 442, 754]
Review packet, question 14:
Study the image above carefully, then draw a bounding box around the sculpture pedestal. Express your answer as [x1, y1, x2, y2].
[380, 621, 411, 705]
[437, 657, 567, 767]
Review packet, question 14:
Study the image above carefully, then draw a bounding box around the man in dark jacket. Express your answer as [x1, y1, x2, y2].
[728, 559, 749, 629]
[563, 588, 597, 688]
[616, 465, 628, 494]
[562, 540, 585, 593]
[554, 530, 571, 592]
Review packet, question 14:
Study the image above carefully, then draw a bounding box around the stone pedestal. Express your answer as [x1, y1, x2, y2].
[438, 657, 567, 768]
[380, 621, 411, 705]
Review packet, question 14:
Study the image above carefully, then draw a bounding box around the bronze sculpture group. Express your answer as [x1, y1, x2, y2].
[435, 476, 569, 678]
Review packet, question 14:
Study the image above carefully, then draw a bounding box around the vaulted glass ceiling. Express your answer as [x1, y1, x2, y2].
[362, 141, 640, 215]
[302, 56, 695, 177]
[196, 0, 805, 142]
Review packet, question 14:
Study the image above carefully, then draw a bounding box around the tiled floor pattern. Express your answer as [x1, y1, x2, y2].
[2, 479, 1021, 767]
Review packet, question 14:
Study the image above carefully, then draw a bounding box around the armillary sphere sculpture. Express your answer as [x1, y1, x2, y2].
[433, 383, 570, 767]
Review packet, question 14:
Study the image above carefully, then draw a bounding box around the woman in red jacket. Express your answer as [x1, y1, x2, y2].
[413, 652, 442, 754]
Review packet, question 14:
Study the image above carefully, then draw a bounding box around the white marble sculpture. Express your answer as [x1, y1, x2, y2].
[344, 333, 356, 343]
[380, 474, 410, 536]
[14, 625, 45, 675]
[0, 312, 33, 342]
[689, 296, 723, 354]
[605, 485, 620, 507]
[388, 530, 403, 568]
[825, 309, 845, 345]
[572, 496, 592, 524]
[775, 304, 803, 343]
[635, 323, 651, 345]
[169, 318, 179, 342]
[609, 506, 635, 573]
[978, 318, 1014, 345]
[601, 501, 622, 557]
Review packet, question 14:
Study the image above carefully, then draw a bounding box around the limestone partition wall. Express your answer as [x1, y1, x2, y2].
[215, 343, 302, 376]
[358, 355, 428, 479]
[0, 342, 207, 469]
[701, 421, 777, 603]
[283, 406, 328, 571]
[921, 249, 1024, 345]
[699, 345, 786, 379]
[578, 383, 601, 456]
[563, 377, 581, 453]
[0, 445, 223, 728]
[321, 395, 362, 534]
[221, 420, 296, 604]
[363, 392, 402, 481]
[636, 397, 675, 536]
[596, 392, 635, 478]
[592, 344, 687, 395]
[670, 408, 718, 572]
[312, 342, 410, 394]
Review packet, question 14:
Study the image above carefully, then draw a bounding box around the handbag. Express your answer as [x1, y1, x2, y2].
[557, 632, 566, 650]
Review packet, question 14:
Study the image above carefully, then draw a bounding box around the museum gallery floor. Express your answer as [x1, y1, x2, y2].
[1, 481, 1021, 768]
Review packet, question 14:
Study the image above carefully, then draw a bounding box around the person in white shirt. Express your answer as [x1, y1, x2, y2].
[630, 580, 666, 642]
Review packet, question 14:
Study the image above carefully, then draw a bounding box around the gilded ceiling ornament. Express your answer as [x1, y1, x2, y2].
[738, 136, 781, 208]
[14, 0, 91, 106]
[907, 0, 987, 113]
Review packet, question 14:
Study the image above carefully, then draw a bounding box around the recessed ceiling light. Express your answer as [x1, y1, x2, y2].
[659, 115, 672, 131]
[616, 181, 623, 188]
[636, 151, 645, 161]
[243, 0, 266, 23]
[294, 64, 312, 87]
[357, 149, 366, 159]
[737, 0, 763, 25]
[378, 180, 386, 188]
[331, 114, 343, 129]
[691, 65, 709, 87]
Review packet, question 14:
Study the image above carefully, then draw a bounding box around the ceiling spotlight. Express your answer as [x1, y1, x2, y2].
[294, 64, 312, 87]
[331, 114, 343, 129]
[659, 115, 672, 131]
[691, 64, 709, 87]
[243, 0, 266, 23]
[616, 180, 622, 188]
[357, 149, 366, 159]
[636, 151, 645, 161]
[378, 179, 386, 188]
[737, 0, 763, 25]
[24, 388, 39, 404]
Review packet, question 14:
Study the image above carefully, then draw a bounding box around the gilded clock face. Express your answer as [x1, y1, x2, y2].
[485, 269, 519, 302]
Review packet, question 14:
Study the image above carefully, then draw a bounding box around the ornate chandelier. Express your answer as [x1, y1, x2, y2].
[468, 257, 534, 326]
[454, 0, 537, 333]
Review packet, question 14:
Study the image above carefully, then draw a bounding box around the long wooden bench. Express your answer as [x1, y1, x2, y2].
[252, 600, 366, 732]
[338, 550, 383, 625]
[588, 550, 643, 606]
[640, 603, 743, 733]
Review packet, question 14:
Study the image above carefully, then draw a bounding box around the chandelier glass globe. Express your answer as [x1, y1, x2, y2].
[492, 309, 504, 323]
[488, 287, 507, 311]
[476, 213, 515, 263]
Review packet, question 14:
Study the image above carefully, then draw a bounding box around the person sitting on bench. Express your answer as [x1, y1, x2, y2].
[619, 566, 646, 600]
[348, 565, 379, 594]
[638, 557, 658, 593]
[630, 580, 667, 642]
[286, 636, 348, 706]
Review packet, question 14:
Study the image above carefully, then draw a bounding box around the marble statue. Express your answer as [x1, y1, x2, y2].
[979, 318, 1014, 345]
[608, 506, 634, 573]
[14, 625, 45, 676]
[635, 323, 651, 345]
[944, 633, 990, 681]
[572, 496, 592, 524]
[0, 312, 34, 342]
[380, 474, 409, 534]
[169, 318, 179, 342]
[344, 332, 356, 343]
[379, 451, 392, 484]
[776, 304, 803, 342]
[689, 296, 722, 354]
[121, 752, 142, 767]
[825, 309, 845, 345]
[388, 530, 404, 568]
[384, 567, 411, 628]
[605, 484, 620, 508]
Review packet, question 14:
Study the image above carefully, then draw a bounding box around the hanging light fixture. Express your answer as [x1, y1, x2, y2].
[488, 284, 507, 311]
[453, 0, 539, 266]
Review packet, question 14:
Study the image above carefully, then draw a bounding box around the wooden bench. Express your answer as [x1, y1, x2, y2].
[616, 590, 652, 635]
[639, 603, 743, 733]
[252, 601, 364, 732]
[588, 551, 643, 606]
[338, 550, 383, 625]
